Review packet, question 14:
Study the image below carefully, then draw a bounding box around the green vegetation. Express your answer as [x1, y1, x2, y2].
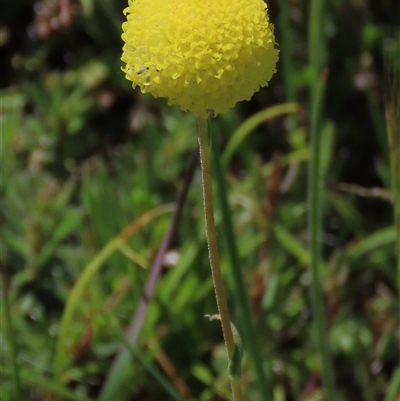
[1, 1, 399, 400]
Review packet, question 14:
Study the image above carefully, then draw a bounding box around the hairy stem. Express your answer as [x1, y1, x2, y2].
[198, 117, 242, 401]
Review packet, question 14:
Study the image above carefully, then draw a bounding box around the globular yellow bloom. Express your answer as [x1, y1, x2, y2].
[121, 0, 279, 118]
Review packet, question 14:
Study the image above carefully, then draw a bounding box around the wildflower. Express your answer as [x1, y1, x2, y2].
[121, 0, 279, 118]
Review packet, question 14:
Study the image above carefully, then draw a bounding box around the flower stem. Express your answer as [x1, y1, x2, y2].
[198, 117, 242, 401]
[308, 68, 337, 401]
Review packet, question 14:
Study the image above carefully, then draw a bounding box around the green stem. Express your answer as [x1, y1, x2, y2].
[389, 119, 400, 293]
[211, 123, 273, 401]
[384, 32, 400, 293]
[308, 0, 325, 98]
[308, 69, 337, 401]
[198, 117, 242, 401]
[1, 267, 23, 401]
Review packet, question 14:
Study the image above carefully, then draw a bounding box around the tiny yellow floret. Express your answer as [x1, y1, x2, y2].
[121, 0, 279, 118]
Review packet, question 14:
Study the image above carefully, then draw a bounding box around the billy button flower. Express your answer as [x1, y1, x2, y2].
[121, 0, 279, 118]
[121, 2, 279, 400]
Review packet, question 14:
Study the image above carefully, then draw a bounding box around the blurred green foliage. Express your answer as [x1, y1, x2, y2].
[1, 1, 399, 401]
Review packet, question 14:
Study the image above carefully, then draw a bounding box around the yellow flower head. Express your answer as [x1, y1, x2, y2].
[121, 0, 279, 118]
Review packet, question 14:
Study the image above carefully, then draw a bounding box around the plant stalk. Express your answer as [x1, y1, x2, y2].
[384, 32, 400, 292]
[198, 117, 242, 401]
[308, 0, 325, 99]
[307, 68, 337, 401]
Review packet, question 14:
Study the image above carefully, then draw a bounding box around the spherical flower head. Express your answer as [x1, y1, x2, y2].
[121, 0, 279, 118]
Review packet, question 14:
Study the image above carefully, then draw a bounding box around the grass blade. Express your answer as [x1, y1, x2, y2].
[384, 30, 400, 292]
[0, 366, 92, 401]
[1, 267, 23, 401]
[307, 68, 337, 400]
[112, 331, 186, 401]
[98, 150, 197, 401]
[308, 0, 326, 98]
[222, 103, 298, 167]
[54, 204, 173, 380]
